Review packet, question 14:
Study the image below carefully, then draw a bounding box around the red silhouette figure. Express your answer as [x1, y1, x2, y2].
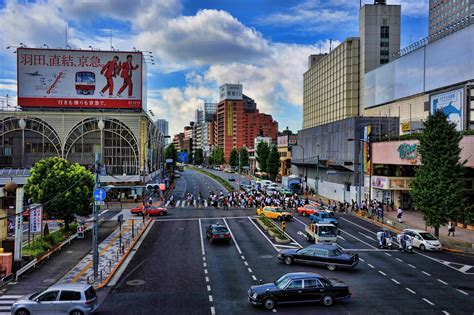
[117, 55, 139, 97]
[100, 56, 119, 96]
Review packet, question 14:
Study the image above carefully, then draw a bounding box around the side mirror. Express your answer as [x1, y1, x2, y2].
[259, 279, 264, 284]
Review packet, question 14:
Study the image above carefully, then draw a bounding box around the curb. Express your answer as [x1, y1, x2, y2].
[350, 212, 474, 255]
[94, 218, 153, 289]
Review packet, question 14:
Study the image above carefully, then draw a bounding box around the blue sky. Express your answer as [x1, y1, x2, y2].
[0, 0, 428, 135]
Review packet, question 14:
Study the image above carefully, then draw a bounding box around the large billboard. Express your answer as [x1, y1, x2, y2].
[17, 48, 143, 109]
[430, 88, 464, 131]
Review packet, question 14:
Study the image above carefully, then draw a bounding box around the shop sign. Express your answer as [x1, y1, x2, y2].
[398, 143, 417, 159]
[372, 176, 389, 189]
[401, 121, 411, 132]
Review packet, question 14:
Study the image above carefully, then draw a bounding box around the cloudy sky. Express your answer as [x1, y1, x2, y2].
[0, 0, 428, 136]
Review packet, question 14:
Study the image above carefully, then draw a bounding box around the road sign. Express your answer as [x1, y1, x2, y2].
[95, 201, 105, 206]
[93, 188, 107, 201]
[77, 225, 85, 239]
[117, 214, 124, 223]
[177, 152, 189, 163]
[166, 159, 173, 163]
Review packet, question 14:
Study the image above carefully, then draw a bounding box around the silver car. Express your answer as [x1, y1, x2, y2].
[11, 283, 97, 315]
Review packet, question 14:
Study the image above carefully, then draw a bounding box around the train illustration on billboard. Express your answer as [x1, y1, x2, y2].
[75, 71, 96, 95]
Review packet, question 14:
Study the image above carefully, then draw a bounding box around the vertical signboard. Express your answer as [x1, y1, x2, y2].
[29, 204, 43, 233]
[14, 188, 24, 261]
[227, 104, 233, 137]
[363, 125, 372, 174]
[17, 48, 143, 109]
[430, 88, 464, 131]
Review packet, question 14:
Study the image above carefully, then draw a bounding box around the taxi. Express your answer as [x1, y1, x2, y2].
[257, 206, 293, 221]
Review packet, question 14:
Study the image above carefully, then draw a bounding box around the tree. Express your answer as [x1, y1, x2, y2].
[229, 148, 238, 167]
[267, 145, 280, 181]
[411, 111, 466, 237]
[164, 144, 178, 168]
[24, 157, 94, 230]
[256, 141, 270, 172]
[212, 147, 225, 165]
[194, 148, 204, 165]
[239, 147, 249, 167]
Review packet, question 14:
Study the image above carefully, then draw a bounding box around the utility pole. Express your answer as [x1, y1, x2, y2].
[93, 153, 100, 281]
[238, 150, 241, 189]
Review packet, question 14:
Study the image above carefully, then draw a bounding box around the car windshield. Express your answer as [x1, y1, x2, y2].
[333, 248, 344, 256]
[213, 226, 229, 233]
[419, 232, 437, 240]
[320, 212, 330, 218]
[275, 275, 291, 289]
[318, 225, 337, 236]
[29, 290, 45, 300]
[272, 207, 283, 213]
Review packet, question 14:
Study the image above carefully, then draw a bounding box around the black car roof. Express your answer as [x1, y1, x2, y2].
[285, 272, 323, 280]
[307, 244, 339, 250]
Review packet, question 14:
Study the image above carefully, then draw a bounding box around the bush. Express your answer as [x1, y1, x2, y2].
[22, 228, 71, 258]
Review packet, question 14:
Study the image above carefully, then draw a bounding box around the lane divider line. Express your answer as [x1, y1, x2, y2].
[391, 278, 400, 284]
[456, 289, 468, 296]
[408, 264, 417, 269]
[406, 288, 416, 294]
[437, 279, 448, 285]
[422, 298, 435, 306]
[368, 264, 375, 269]
[379, 270, 387, 276]
[422, 271, 431, 276]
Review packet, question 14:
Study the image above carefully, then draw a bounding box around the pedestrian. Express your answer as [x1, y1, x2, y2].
[448, 221, 456, 236]
[397, 206, 403, 223]
[148, 196, 153, 205]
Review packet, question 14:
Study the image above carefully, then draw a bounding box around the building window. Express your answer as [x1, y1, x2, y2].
[381, 26, 389, 39]
[4, 147, 13, 156]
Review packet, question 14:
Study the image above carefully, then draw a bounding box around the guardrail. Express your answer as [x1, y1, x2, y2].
[15, 258, 38, 281]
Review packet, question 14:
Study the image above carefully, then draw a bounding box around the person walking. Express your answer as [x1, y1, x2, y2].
[397, 206, 403, 223]
[448, 221, 456, 236]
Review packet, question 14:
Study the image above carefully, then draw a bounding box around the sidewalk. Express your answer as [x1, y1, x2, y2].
[385, 210, 474, 245]
[59, 218, 150, 287]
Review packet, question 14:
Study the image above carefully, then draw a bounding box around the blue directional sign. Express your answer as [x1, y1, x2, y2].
[93, 188, 107, 201]
[177, 151, 189, 163]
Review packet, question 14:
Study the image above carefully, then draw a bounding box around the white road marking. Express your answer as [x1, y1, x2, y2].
[339, 217, 377, 235]
[339, 229, 379, 250]
[408, 264, 416, 269]
[391, 278, 400, 284]
[241, 255, 245, 260]
[358, 231, 376, 241]
[248, 217, 280, 252]
[406, 288, 416, 294]
[456, 289, 468, 296]
[442, 311, 450, 315]
[244, 261, 248, 266]
[204, 269, 208, 274]
[198, 219, 205, 256]
[396, 258, 404, 262]
[422, 271, 431, 276]
[206, 277, 209, 283]
[437, 279, 448, 286]
[203, 262, 207, 267]
[203, 257, 206, 261]
[422, 298, 435, 306]
[368, 264, 375, 269]
[154, 215, 259, 222]
[207, 285, 211, 291]
[385, 253, 392, 257]
[359, 258, 365, 262]
[248, 268, 253, 273]
[272, 309, 277, 313]
[292, 217, 307, 227]
[378, 270, 387, 276]
[209, 295, 213, 302]
[223, 218, 243, 255]
[337, 235, 346, 241]
[211, 306, 216, 315]
[252, 275, 257, 281]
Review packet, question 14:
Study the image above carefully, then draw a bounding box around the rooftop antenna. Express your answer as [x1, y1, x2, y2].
[110, 28, 113, 50]
[329, 39, 332, 52]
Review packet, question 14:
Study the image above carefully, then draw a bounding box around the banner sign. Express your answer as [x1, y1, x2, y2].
[227, 104, 233, 137]
[430, 88, 464, 131]
[363, 125, 372, 174]
[17, 48, 143, 109]
[29, 204, 43, 233]
[398, 143, 418, 159]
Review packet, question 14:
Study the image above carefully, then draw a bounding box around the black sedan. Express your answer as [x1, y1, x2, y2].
[277, 244, 358, 271]
[205, 223, 231, 243]
[248, 272, 351, 310]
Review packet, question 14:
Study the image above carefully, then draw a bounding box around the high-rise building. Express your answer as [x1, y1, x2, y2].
[215, 84, 278, 160]
[155, 119, 169, 144]
[302, 38, 360, 129]
[429, 0, 474, 36]
[359, 0, 401, 114]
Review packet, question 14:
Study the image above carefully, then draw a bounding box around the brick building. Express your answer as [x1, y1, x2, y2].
[215, 84, 278, 160]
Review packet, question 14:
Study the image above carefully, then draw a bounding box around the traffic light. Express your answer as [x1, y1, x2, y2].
[77, 225, 85, 239]
[153, 184, 160, 190]
[146, 184, 153, 191]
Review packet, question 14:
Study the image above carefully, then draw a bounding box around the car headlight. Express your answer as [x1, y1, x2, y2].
[252, 292, 258, 299]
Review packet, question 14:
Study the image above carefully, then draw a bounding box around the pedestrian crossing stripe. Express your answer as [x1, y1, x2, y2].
[0, 295, 22, 313]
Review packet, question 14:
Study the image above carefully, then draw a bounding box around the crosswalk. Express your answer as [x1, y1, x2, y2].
[165, 200, 257, 209]
[0, 295, 22, 314]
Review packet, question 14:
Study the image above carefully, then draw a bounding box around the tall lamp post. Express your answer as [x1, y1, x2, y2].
[92, 119, 104, 281]
[19, 118, 26, 169]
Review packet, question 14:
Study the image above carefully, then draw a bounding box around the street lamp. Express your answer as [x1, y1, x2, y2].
[19, 118, 26, 169]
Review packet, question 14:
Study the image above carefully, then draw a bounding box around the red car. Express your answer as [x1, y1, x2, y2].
[144, 206, 167, 216]
[297, 204, 322, 216]
[130, 204, 145, 215]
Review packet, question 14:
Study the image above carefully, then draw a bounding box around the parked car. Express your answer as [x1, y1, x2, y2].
[11, 283, 98, 315]
[257, 206, 293, 221]
[277, 244, 358, 271]
[310, 212, 338, 226]
[144, 206, 167, 216]
[205, 223, 231, 243]
[402, 229, 442, 251]
[297, 204, 321, 216]
[247, 272, 351, 310]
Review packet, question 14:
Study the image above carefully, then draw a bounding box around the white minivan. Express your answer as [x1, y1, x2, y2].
[402, 229, 442, 251]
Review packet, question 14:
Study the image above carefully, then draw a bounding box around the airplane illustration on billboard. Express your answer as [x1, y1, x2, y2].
[24, 71, 42, 76]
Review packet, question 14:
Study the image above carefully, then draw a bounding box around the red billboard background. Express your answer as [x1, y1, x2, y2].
[17, 48, 144, 110]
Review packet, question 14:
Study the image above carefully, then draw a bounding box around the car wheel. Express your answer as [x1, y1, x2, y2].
[277, 216, 282, 221]
[322, 294, 334, 306]
[15, 309, 30, 315]
[70, 311, 84, 315]
[263, 297, 276, 310]
[159, 211, 165, 216]
[302, 211, 306, 216]
[284, 256, 293, 265]
[420, 244, 426, 251]
[326, 264, 336, 271]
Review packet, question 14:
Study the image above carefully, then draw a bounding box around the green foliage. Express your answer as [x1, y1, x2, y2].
[411, 111, 466, 237]
[24, 157, 94, 229]
[211, 147, 225, 165]
[256, 141, 270, 172]
[164, 144, 178, 167]
[194, 148, 204, 165]
[239, 147, 249, 167]
[267, 145, 280, 181]
[23, 228, 69, 258]
[229, 148, 238, 167]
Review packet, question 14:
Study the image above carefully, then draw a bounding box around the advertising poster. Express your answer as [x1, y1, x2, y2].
[430, 89, 464, 131]
[363, 125, 372, 174]
[17, 48, 143, 109]
[29, 204, 43, 233]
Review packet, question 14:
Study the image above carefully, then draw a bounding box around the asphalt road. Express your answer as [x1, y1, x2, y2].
[98, 170, 474, 314]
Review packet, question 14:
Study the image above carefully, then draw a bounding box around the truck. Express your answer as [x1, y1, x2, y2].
[281, 175, 303, 195]
[305, 223, 339, 243]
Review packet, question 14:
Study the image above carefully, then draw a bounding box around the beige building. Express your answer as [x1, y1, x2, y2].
[302, 38, 360, 129]
[429, 0, 474, 36]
